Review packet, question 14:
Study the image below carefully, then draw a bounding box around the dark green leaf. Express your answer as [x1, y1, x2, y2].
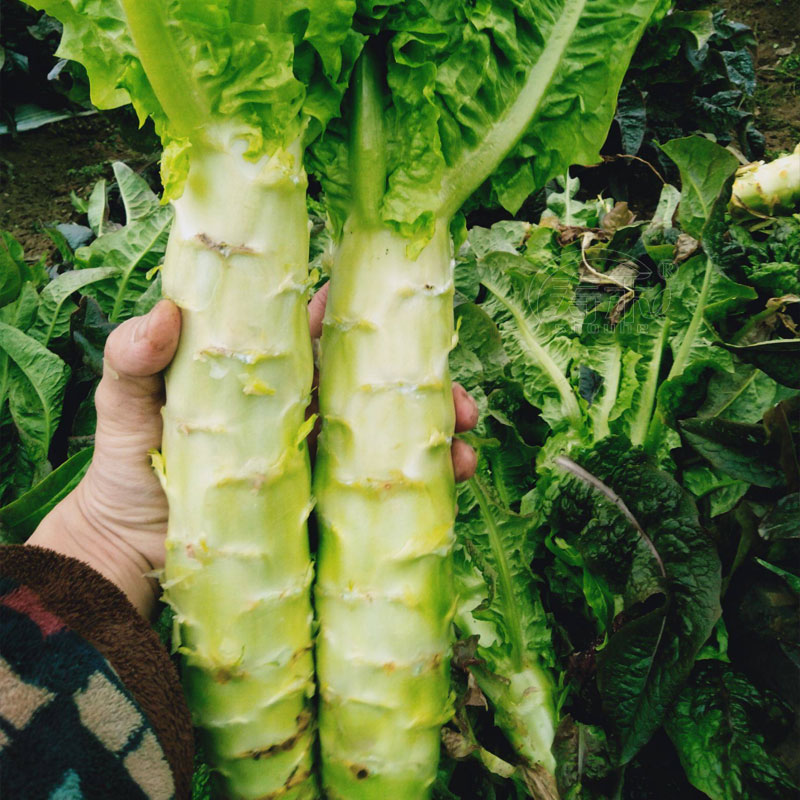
[553, 717, 615, 800]
[758, 494, 800, 541]
[551, 439, 722, 763]
[615, 84, 647, 156]
[665, 661, 798, 800]
[0, 448, 93, 543]
[680, 418, 786, 488]
[720, 340, 800, 390]
[71, 298, 117, 378]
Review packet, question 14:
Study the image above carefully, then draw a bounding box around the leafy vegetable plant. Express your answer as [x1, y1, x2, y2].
[446, 134, 799, 798]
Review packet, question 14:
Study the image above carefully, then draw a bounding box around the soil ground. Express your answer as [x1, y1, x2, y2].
[723, 0, 800, 155]
[1, 0, 798, 260]
[0, 111, 155, 257]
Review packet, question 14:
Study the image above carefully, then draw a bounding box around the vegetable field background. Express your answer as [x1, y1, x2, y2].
[1, 1, 799, 799]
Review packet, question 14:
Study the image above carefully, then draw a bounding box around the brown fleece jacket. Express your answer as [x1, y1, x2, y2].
[0, 544, 194, 800]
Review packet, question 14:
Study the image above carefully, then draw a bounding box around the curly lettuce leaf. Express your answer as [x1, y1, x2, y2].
[478, 227, 584, 431]
[313, 0, 669, 241]
[24, 0, 361, 196]
[454, 471, 557, 775]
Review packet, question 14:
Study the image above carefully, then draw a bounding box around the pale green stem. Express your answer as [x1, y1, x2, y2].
[160, 140, 317, 800]
[350, 49, 388, 225]
[730, 144, 800, 216]
[315, 219, 457, 800]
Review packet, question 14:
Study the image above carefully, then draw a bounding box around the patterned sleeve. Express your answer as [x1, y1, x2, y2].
[0, 544, 194, 800]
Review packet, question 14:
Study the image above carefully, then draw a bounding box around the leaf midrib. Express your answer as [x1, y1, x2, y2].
[470, 476, 525, 671]
[483, 277, 581, 423]
[110, 214, 172, 322]
[438, 0, 588, 218]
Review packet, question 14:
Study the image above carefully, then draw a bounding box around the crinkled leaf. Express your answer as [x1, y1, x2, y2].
[75, 164, 172, 322]
[651, 255, 756, 441]
[479, 229, 584, 430]
[467, 222, 532, 260]
[454, 474, 557, 772]
[578, 322, 625, 441]
[315, 0, 667, 240]
[609, 290, 669, 449]
[665, 661, 798, 800]
[25, 0, 361, 197]
[541, 176, 613, 229]
[550, 438, 722, 763]
[615, 83, 647, 157]
[720, 340, 800, 390]
[451, 302, 508, 390]
[680, 417, 786, 489]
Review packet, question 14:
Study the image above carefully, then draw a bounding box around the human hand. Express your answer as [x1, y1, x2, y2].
[29, 288, 479, 618]
[28, 300, 182, 618]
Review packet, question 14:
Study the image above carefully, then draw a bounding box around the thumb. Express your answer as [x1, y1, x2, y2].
[95, 300, 181, 419]
[103, 300, 182, 379]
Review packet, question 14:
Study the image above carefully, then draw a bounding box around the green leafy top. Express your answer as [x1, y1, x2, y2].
[312, 0, 669, 242]
[25, 0, 362, 197]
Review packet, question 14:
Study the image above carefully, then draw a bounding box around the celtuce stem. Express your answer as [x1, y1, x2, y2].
[160, 137, 317, 800]
[730, 143, 800, 217]
[315, 218, 457, 799]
